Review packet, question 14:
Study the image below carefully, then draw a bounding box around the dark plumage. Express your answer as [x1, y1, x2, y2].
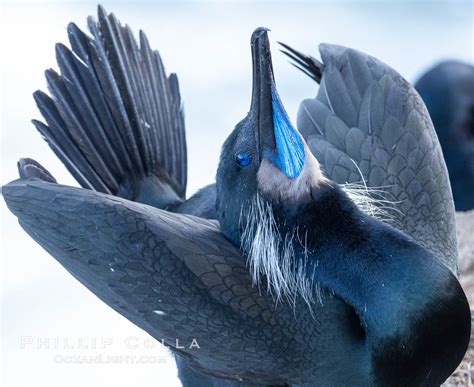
[32, 6, 186, 207]
[415, 60, 474, 211]
[2, 6, 470, 386]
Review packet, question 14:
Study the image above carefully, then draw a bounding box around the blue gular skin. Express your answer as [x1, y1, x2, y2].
[265, 85, 305, 179]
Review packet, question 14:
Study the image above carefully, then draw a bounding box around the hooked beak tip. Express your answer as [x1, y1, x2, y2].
[251, 27, 271, 46]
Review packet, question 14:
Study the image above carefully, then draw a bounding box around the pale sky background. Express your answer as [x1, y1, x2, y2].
[1, 1, 473, 386]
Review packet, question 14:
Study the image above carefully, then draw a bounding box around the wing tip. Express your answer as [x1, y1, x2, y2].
[55, 42, 70, 56]
[32, 89, 48, 104]
[97, 4, 108, 19]
[17, 158, 57, 183]
[278, 41, 323, 83]
[2, 178, 37, 215]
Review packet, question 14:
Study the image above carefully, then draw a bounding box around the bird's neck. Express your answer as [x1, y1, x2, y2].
[248, 184, 470, 384]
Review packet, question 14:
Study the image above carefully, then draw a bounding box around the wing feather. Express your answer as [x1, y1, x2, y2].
[294, 43, 457, 271]
[4, 178, 345, 384]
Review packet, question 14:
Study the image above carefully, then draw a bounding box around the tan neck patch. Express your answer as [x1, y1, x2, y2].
[257, 142, 327, 202]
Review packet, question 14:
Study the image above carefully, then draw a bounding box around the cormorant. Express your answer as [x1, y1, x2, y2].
[415, 60, 474, 211]
[2, 6, 470, 386]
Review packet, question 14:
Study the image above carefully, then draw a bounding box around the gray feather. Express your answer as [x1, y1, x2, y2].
[297, 43, 458, 273]
[33, 5, 187, 203]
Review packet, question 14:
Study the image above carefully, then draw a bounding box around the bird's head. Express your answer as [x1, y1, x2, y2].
[216, 28, 327, 245]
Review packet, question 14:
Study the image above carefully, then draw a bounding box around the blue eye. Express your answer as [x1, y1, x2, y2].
[235, 152, 251, 167]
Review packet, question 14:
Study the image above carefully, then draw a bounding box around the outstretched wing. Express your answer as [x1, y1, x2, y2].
[283, 43, 457, 273]
[3, 177, 335, 385]
[33, 5, 187, 204]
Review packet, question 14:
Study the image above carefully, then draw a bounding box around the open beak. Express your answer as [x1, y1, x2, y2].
[249, 27, 305, 179]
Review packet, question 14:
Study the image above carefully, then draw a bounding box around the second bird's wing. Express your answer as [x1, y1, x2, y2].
[33, 6, 186, 206]
[415, 60, 474, 212]
[282, 43, 457, 273]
